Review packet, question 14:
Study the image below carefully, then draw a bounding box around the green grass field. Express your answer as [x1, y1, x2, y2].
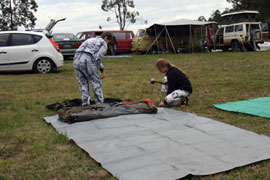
[0, 52, 270, 180]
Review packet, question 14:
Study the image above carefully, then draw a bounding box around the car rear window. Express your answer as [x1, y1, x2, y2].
[11, 34, 35, 46]
[52, 34, 79, 41]
[0, 34, 9, 47]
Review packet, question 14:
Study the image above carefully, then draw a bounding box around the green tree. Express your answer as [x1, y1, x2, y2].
[0, 0, 38, 31]
[197, 16, 207, 22]
[227, 0, 257, 10]
[101, 0, 140, 30]
[208, 8, 233, 24]
[227, 0, 270, 22]
[208, 10, 223, 23]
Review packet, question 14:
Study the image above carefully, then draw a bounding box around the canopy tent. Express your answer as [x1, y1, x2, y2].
[145, 19, 217, 54]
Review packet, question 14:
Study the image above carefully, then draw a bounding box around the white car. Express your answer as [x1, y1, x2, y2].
[0, 31, 63, 73]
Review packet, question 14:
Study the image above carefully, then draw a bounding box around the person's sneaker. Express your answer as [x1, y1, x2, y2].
[181, 97, 189, 106]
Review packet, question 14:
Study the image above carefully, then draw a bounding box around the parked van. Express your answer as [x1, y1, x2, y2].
[215, 22, 264, 51]
[76, 30, 134, 54]
[132, 29, 169, 54]
[214, 11, 264, 51]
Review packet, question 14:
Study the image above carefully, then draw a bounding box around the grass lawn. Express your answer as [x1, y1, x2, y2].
[0, 52, 270, 180]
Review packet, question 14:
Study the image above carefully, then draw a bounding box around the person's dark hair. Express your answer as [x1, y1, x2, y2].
[101, 32, 113, 41]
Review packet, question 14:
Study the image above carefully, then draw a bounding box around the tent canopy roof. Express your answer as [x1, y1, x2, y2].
[148, 19, 216, 28]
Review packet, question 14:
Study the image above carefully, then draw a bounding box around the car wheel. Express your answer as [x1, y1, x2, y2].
[231, 41, 240, 52]
[34, 58, 53, 74]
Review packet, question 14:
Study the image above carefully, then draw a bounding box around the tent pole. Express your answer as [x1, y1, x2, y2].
[154, 25, 159, 54]
[201, 25, 203, 52]
[189, 25, 193, 53]
[165, 26, 176, 54]
[146, 27, 165, 54]
[213, 23, 216, 50]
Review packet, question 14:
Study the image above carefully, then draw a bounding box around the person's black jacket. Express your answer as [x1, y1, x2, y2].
[166, 67, 192, 95]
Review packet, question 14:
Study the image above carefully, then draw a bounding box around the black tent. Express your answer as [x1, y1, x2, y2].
[145, 19, 217, 53]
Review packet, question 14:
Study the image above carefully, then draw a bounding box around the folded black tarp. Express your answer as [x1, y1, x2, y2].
[46, 98, 157, 123]
[57, 101, 157, 123]
[46, 98, 123, 111]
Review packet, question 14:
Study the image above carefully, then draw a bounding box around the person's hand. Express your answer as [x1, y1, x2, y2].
[100, 72, 106, 79]
[159, 101, 165, 107]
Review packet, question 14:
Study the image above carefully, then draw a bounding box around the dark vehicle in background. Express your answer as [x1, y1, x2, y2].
[76, 30, 134, 54]
[52, 33, 81, 58]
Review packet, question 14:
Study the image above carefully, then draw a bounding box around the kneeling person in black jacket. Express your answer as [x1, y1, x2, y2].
[156, 59, 192, 107]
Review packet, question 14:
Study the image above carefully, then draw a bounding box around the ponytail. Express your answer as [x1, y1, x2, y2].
[156, 59, 189, 79]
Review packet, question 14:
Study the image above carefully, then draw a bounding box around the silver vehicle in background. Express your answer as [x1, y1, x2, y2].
[214, 11, 264, 51]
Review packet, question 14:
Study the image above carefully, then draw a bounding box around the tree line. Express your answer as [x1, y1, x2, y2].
[0, 0, 145, 31]
[198, 0, 270, 24]
[1, 0, 270, 31]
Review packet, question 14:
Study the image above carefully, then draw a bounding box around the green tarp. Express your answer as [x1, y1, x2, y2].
[214, 97, 270, 118]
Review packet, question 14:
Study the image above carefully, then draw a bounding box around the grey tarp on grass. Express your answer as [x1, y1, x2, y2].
[214, 97, 270, 118]
[44, 108, 270, 180]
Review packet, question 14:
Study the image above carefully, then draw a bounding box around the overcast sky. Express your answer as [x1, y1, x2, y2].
[33, 0, 232, 35]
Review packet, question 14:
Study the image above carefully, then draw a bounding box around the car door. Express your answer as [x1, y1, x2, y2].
[112, 32, 128, 54]
[235, 24, 244, 42]
[224, 25, 235, 46]
[0, 33, 10, 70]
[215, 28, 224, 49]
[126, 32, 134, 53]
[8, 33, 40, 70]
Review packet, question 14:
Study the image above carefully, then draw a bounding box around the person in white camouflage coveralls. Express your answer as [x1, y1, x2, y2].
[73, 32, 113, 106]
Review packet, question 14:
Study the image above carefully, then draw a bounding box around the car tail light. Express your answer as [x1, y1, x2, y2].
[48, 38, 61, 53]
[73, 42, 81, 48]
[58, 44, 63, 49]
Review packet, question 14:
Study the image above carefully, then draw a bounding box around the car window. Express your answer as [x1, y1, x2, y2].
[52, 33, 79, 41]
[76, 32, 82, 39]
[113, 32, 126, 40]
[246, 24, 260, 31]
[33, 35, 42, 43]
[127, 32, 133, 40]
[136, 29, 145, 37]
[251, 24, 260, 30]
[0, 34, 9, 47]
[235, 25, 243, 32]
[78, 33, 87, 41]
[84, 32, 94, 39]
[225, 26, 234, 33]
[262, 23, 269, 32]
[11, 34, 34, 46]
